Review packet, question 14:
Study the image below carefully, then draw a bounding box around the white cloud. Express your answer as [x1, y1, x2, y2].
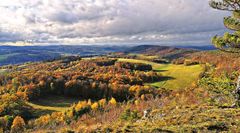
[0, 0, 230, 45]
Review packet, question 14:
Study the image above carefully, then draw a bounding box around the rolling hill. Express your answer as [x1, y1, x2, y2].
[124, 45, 198, 60]
[0, 45, 130, 66]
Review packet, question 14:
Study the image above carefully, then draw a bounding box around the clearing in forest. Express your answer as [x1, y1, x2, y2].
[118, 58, 203, 90]
[27, 95, 81, 115]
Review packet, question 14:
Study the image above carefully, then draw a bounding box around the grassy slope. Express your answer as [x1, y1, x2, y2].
[151, 64, 203, 90]
[118, 58, 203, 90]
[27, 102, 68, 112]
[27, 95, 80, 113]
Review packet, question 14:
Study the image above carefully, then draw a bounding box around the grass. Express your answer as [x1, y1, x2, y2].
[27, 102, 68, 112]
[151, 64, 203, 90]
[118, 58, 204, 90]
[27, 95, 81, 112]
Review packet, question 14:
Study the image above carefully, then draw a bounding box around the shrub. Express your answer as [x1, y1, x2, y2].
[120, 108, 140, 121]
[129, 85, 155, 98]
[109, 97, 117, 106]
[0, 115, 14, 131]
[184, 60, 199, 66]
[98, 99, 107, 108]
[11, 116, 25, 133]
[74, 101, 91, 118]
[91, 102, 99, 110]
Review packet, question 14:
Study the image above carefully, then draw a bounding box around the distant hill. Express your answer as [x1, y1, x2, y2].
[0, 44, 212, 66]
[0, 45, 130, 66]
[125, 45, 198, 60]
[176, 45, 216, 51]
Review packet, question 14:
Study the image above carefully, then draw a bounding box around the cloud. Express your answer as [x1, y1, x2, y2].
[0, 0, 230, 45]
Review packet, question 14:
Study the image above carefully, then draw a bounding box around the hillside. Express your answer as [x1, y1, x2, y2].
[2, 0, 240, 132]
[118, 58, 203, 90]
[124, 45, 198, 60]
[0, 45, 130, 66]
[0, 45, 201, 67]
[1, 46, 240, 132]
[1, 49, 240, 132]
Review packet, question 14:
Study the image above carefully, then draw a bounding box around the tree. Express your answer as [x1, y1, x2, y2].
[210, 0, 240, 107]
[109, 97, 117, 106]
[210, 0, 240, 53]
[11, 116, 25, 133]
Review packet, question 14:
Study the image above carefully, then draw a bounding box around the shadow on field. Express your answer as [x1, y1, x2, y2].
[31, 95, 81, 107]
[160, 76, 175, 81]
[149, 76, 175, 88]
[153, 69, 168, 72]
[31, 109, 56, 119]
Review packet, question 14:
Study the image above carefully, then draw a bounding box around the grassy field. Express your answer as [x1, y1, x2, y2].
[27, 95, 81, 112]
[118, 58, 204, 90]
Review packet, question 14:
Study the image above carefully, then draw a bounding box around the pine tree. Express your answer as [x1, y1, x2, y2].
[210, 0, 240, 53]
[210, 0, 240, 107]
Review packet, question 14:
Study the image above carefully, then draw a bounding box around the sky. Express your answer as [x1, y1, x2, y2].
[0, 0, 230, 46]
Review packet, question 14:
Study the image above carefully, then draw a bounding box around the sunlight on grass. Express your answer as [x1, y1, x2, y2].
[118, 58, 204, 90]
[151, 64, 203, 90]
[27, 102, 68, 112]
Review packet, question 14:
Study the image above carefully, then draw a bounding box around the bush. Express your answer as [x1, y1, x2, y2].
[184, 60, 199, 66]
[121, 108, 140, 121]
[11, 116, 25, 133]
[74, 101, 91, 118]
[109, 97, 117, 106]
[0, 115, 14, 131]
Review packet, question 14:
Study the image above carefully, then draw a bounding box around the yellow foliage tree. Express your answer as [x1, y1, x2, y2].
[11, 116, 25, 133]
[98, 98, 107, 108]
[75, 101, 89, 112]
[109, 97, 117, 106]
[141, 94, 145, 101]
[91, 102, 99, 110]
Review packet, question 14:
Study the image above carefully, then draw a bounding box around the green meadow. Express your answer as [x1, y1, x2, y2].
[118, 58, 204, 90]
